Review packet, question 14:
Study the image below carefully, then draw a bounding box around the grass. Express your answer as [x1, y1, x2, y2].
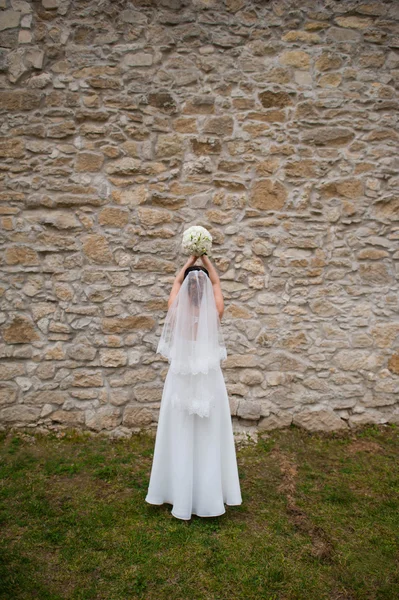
[0, 423, 398, 600]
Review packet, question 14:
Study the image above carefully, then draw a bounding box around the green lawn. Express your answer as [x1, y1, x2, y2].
[0, 423, 398, 600]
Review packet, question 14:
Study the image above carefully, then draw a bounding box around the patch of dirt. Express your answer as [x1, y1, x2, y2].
[346, 440, 384, 454]
[271, 447, 335, 562]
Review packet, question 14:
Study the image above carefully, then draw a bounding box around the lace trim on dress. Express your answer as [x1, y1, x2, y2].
[165, 361, 220, 418]
[169, 391, 216, 419]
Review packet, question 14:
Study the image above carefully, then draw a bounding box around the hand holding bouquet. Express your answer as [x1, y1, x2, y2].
[181, 226, 212, 257]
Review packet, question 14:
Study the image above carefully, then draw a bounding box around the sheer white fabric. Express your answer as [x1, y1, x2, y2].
[156, 269, 227, 418]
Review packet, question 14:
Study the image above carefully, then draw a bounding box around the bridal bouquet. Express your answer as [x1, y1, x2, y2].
[182, 225, 213, 257]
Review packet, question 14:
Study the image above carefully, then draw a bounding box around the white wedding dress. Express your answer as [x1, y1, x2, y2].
[145, 344, 242, 520]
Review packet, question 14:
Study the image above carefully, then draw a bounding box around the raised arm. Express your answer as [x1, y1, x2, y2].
[167, 255, 198, 309]
[200, 255, 224, 320]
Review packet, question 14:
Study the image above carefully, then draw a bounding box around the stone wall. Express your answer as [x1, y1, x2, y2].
[0, 0, 398, 439]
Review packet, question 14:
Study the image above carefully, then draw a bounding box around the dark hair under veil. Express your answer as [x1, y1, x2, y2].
[183, 265, 210, 280]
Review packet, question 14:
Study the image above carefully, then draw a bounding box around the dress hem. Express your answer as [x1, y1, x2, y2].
[145, 497, 242, 519]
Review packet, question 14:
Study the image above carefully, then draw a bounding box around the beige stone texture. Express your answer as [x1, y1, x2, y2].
[0, 0, 397, 437]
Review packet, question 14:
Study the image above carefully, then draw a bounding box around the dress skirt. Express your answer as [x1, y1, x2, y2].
[145, 365, 243, 520]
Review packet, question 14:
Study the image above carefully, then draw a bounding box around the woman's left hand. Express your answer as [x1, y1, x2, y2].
[185, 255, 198, 268]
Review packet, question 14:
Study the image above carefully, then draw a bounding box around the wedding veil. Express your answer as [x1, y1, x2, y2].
[156, 268, 227, 418]
[157, 268, 227, 375]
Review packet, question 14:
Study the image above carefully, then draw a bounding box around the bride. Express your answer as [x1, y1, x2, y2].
[145, 253, 242, 520]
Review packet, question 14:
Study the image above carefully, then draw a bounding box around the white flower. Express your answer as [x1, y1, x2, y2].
[181, 225, 213, 257]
